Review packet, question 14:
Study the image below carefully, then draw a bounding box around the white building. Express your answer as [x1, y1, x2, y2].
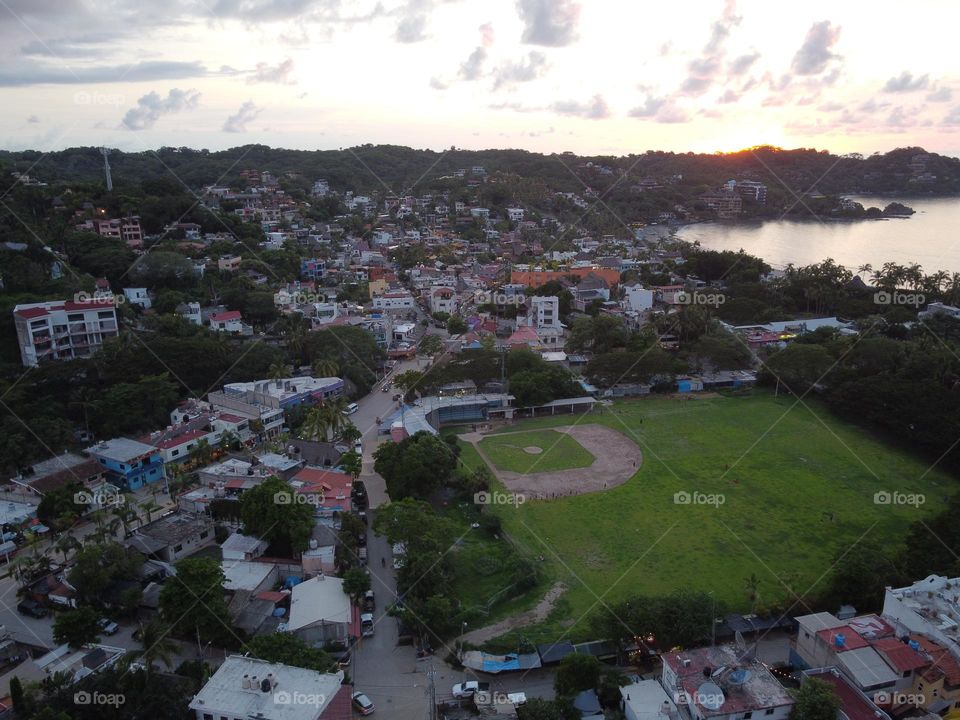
[188, 655, 344, 720]
[178, 302, 203, 325]
[528, 295, 561, 330]
[624, 284, 654, 312]
[287, 575, 354, 645]
[506, 207, 525, 223]
[13, 298, 119, 367]
[372, 291, 415, 311]
[883, 575, 960, 655]
[620, 678, 678, 720]
[122, 287, 151, 309]
[429, 286, 458, 315]
[221, 532, 269, 561]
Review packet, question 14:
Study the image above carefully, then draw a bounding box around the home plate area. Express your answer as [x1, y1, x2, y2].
[464, 424, 642, 499]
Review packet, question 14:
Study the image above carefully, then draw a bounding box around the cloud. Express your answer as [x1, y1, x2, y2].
[247, 58, 295, 85]
[858, 98, 891, 113]
[516, 0, 580, 47]
[223, 100, 262, 132]
[27, 115, 40, 123]
[729, 51, 759, 76]
[887, 106, 917, 128]
[680, 0, 740, 96]
[718, 89, 739, 104]
[20, 33, 114, 58]
[818, 101, 843, 112]
[791, 21, 841, 76]
[479, 21, 495, 48]
[492, 51, 548, 89]
[551, 94, 609, 119]
[883, 71, 929, 93]
[429, 76, 448, 90]
[628, 96, 689, 123]
[0, 60, 216, 86]
[926, 86, 952, 103]
[941, 105, 960, 126]
[458, 46, 487, 81]
[395, 13, 427, 42]
[121, 88, 200, 130]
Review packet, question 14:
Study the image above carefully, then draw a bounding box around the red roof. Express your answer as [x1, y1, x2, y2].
[319, 684, 353, 720]
[210, 310, 242, 322]
[15, 307, 50, 319]
[871, 637, 930, 673]
[154, 428, 208, 450]
[915, 635, 960, 687]
[847, 614, 894, 639]
[254, 591, 287, 603]
[217, 413, 247, 423]
[816, 626, 870, 652]
[804, 669, 880, 720]
[225, 478, 247, 489]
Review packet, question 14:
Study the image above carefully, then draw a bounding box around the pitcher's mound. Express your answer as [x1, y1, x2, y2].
[523, 446, 543, 454]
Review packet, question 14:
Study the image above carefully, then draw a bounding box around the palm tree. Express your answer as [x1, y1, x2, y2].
[300, 406, 329, 442]
[219, 429, 241, 451]
[856, 263, 873, 280]
[744, 573, 761, 613]
[189, 438, 214, 466]
[53, 533, 81, 564]
[269, 362, 290, 388]
[131, 620, 178, 675]
[139, 499, 161, 525]
[323, 397, 348, 440]
[312, 357, 340, 378]
[339, 450, 362, 479]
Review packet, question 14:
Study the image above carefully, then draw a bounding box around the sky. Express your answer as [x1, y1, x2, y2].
[2, 0, 959, 157]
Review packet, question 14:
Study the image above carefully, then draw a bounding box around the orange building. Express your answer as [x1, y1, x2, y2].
[511, 267, 621, 288]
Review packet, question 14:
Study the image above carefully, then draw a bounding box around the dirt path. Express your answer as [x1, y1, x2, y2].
[461, 423, 642, 499]
[461, 582, 567, 645]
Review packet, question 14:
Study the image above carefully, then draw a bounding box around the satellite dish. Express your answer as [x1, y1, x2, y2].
[728, 669, 751, 686]
[735, 631, 746, 652]
[697, 682, 725, 711]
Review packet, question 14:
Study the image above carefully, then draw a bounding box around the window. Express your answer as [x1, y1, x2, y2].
[744, 713, 753, 719]
[171, 450, 179, 457]
[903, 671, 911, 678]
[203, 715, 212, 720]
[765, 710, 774, 716]
[174, 544, 183, 553]
[200, 531, 209, 539]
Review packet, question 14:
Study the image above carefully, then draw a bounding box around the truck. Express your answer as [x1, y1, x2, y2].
[452, 681, 490, 699]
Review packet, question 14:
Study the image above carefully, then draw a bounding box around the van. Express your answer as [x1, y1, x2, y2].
[343, 402, 359, 415]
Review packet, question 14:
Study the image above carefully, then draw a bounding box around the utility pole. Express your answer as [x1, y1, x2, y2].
[427, 658, 437, 720]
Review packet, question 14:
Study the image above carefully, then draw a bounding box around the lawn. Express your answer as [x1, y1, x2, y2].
[461, 392, 954, 644]
[478, 429, 595, 474]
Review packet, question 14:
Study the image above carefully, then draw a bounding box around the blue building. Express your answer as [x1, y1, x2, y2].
[300, 258, 326, 281]
[86, 438, 166, 491]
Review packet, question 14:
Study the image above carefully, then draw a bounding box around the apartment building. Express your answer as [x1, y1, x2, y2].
[13, 298, 118, 367]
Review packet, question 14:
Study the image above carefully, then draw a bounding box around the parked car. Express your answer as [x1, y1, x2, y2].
[343, 402, 359, 415]
[358, 546, 368, 564]
[363, 590, 375, 612]
[98, 618, 119, 635]
[352, 691, 375, 715]
[452, 681, 490, 699]
[360, 613, 374, 637]
[17, 600, 47, 618]
[392, 393, 402, 401]
[354, 440, 362, 455]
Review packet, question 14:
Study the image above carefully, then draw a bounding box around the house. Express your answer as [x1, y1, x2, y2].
[126, 512, 214, 563]
[177, 301, 203, 325]
[662, 644, 794, 720]
[85, 438, 165, 491]
[526, 296, 561, 330]
[222, 532, 269, 561]
[20, 452, 106, 495]
[286, 575, 356, 645]
[624, 284, 654, 312]
[372, 291, 415, 311]
[620, 678, 678, 720]
[122, 287, 151, 309]
[13, 298, 118, 367]
[800, 668, 891, 720]
[289, 467, 353, 519]
[218, 255, 242, 272]
[429, 286, 458, 315]
[188, 655, 345, 720]
[209, 310, 251, 334]
[506, 207, 525, 223]
[919, 303, 960, 322]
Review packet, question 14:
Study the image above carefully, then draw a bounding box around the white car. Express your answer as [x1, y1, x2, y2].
[354, 441, 363, 455]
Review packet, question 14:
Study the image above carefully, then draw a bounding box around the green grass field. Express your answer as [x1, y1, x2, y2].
[479, 429, 595, 474]
[458, 392, 954, 644]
